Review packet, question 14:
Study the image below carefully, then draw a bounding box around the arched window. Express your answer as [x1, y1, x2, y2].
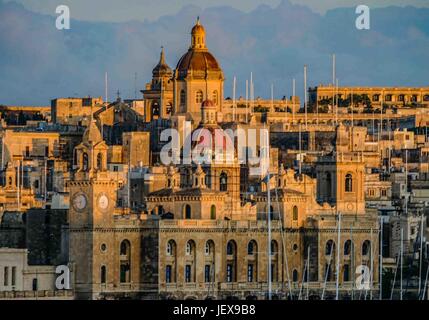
[220, 172, 228, 191]
[166, 102, 173, 115]
[119, 240, 131, 283]
[184, 204, 191, 219]
[205, 240, 214, 256]
[325, 240, 335, 255]
[247, 241, 256, 255]
[186, 240, 194, 256]
[180, 90, 186, 105]
[270, 240, 278, 255]
[166, 240, 176, 256]
[101, 266, 106, 284]
[227, 240, 236, 255]
[362, 240, 371, 256]
[97, 153, 103, 170]
[345, 173, 353, 192]
[120, 240, 130, 256]
[213, 90, 218, 105]
[292, 269, 299, 282]
[196, 90, 203, 104]
[210, 205, 216, 220]
[151, 101, 160, 117]
[344, 240, 352, 255]
[292, 206, 298, 221]
[82, 152, 89, 171]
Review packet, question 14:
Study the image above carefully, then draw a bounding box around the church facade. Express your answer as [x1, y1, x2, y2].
[66, 19, 379, 300]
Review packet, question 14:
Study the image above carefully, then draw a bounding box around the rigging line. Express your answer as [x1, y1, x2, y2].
[421, 253, 429, 300]
[298, 248, 309, 300]
[390, 252, 400, 300]
[321, 244, 334, 300]
[273, 176, 293, 299]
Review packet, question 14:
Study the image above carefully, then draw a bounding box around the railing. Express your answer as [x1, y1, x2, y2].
[0, 290, 74, 299]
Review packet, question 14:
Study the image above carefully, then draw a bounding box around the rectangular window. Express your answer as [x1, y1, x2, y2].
[226, 264, 233, 283]
[185, 265, 191, 283]
[204, 265, 211, 283]
[120, 263, 130, 283]
[247, 264, 254, 282]
[166, 265, 172, 283]
[344, 264, 350, 282]
[271, 264, 276, 282]
[4, 267, 8, 286]
[11, 267, 16, 286]
[25, 146, 30, 157]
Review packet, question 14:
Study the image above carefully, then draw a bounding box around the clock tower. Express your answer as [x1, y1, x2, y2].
[68, 119, 119, 298]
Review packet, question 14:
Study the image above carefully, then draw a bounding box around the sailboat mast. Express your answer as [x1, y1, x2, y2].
[380, 217, 383, 300]
[266, 125, 272, 300]
[400, 228, 403, 300]
[306, 246, 310, 300]
[419, 214, 424, 296]
[246, 79, 249, 123]
[292, 78, 296, 123]
[233, 76, 236, 122]
[335, 212, 341, 300]
[304, 65, 308, 130]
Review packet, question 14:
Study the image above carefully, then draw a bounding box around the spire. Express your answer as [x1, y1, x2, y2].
[152, 46, 172, 77]
[160, 46, 165, 65]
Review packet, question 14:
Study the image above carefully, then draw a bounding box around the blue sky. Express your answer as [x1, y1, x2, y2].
[0, 0, 429, 105]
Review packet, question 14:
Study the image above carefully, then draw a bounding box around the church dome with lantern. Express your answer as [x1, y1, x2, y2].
[176, 17, 224, 81]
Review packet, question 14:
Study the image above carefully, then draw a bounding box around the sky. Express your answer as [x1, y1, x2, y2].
[3, 0, 429, 22]
[1, 0, 429, 105]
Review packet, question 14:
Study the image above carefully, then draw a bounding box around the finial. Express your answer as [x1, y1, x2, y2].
[196, 16, 200, 25]
[160, 46, 165, 64]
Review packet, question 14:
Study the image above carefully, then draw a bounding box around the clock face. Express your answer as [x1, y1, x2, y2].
[98, 194, 109, 210]
[72, 194, 87, 211]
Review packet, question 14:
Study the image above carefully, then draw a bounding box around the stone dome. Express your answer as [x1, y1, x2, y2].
[175, 17, 223, 80]
[201, 99, 215, 108]
[82, 120, 103, 145]
[152, 47, 172, 77]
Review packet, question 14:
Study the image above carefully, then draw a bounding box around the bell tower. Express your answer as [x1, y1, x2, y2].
[142, 47, 174, 121]
[316, 126, 366, 215]
[68, 120, 118, 299]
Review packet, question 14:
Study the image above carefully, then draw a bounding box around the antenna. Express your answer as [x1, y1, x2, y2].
[134, 72, 137, 100]
[233, 76, 236, 122]
[245, 79, 248, 123]
[105, 72, 108, 104]
[292, 78, 296, 123]
[304, 65, 308, 130]
[250, 72, 255, 112]
[336, 78, 339, 126]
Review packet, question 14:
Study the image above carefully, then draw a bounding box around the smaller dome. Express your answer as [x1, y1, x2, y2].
[201, 99, 215, 108]
[191, 17, 205, 35]
[152, 47, 172, 77]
